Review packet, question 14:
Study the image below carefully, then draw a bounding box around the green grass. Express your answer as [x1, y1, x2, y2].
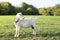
[0, 16, 60, 40]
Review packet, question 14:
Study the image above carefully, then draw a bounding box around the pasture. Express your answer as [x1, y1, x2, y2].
[0, 16, 60, 40]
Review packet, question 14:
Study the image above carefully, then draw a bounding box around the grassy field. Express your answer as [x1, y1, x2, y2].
[0, 16, 60, 40]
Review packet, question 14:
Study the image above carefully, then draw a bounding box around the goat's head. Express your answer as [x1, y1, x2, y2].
[16, 12, 24, 20]
[17, 12, 23, 16]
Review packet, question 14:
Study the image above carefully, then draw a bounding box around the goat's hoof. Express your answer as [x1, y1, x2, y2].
[14, 35, 19, 37]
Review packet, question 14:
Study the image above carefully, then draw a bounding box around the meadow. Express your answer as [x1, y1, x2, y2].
[0, 16, 60, 40]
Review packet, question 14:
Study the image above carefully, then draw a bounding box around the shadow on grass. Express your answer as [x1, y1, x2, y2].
[16, 32, 60, 38]
[19, 32, 35, 38]
[0, 31, 60, 38]
[36, 32, 60, 37]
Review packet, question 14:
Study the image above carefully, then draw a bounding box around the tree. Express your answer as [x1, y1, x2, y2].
[52, 4, 60, 16]
[20, 2, 29, 10]
[38, 4, 60, 16]
[47, 7, 53, 16]
[20, 2, 39, 15]
[38, 8, 48, 15]
[0, 2, 12, 15]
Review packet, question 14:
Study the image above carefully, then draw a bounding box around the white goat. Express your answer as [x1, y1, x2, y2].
[14, 12, 38, 37]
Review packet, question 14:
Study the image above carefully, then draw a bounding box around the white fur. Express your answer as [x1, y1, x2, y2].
[14, 12, 37, 37]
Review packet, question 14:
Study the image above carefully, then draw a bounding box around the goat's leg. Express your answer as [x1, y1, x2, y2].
[14, 25, 20, 37]
[31, 25, 36, 35]
[33, 27, 36, 35]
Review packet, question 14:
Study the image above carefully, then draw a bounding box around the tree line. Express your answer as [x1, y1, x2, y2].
[38, 4, 60, 16]
[0, 2, 60, 16]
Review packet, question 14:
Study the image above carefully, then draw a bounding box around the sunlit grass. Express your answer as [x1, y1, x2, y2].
[0, 16, 60, 40]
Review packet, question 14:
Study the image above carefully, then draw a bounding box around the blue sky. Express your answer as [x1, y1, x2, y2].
[0, 0, 60, 8]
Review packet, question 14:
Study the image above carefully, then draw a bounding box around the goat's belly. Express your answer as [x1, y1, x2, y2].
[22, 24, 30, 27]
[19, 22, 31, 27]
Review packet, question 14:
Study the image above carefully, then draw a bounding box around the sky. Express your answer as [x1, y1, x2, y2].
[0, 0, 60, 8]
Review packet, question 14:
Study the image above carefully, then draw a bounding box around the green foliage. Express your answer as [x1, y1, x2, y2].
[46, 7, 53, 16]
[0, 2, 11, 15]
[21, 2, 29, 10]
[52, 4, 60, 16]
[0, 2, 60, 15]
[0, 2, 39, 15]
[20, 2, 39, 15]
[38, 4, 60, 16]
[0, 2, 16, 15]
[38, 8, 48, 15]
